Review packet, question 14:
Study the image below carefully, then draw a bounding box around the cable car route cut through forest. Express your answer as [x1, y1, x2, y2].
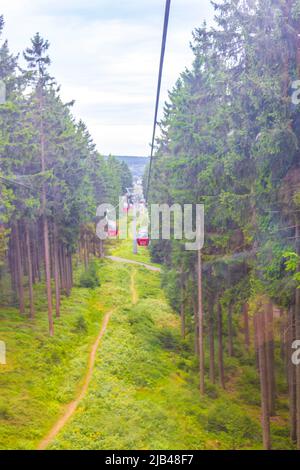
[2, 0, 300, 452]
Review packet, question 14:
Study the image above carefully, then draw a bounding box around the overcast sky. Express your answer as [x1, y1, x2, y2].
[1, 0, 213, 156]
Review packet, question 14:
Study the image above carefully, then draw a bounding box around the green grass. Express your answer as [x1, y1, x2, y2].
[0, 265, 107, 450]
[48, 262, 262, 450]
[0, 240, 293, 450]
[106, 229, 160, 267]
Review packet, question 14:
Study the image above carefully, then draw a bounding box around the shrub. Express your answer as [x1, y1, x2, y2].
[0, 405, 11, 420]
[74, 315, 88, 334]
[207, 402, 260, 449]
[204, 380, 219, 399]
[79, 262, 100, 289]
[237, 367, 261, 406]
[157, 328, 181, 351]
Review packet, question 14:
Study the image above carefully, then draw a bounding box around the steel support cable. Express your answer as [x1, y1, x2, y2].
[146, 0, 171, 202]
[0, 175, 35, 192]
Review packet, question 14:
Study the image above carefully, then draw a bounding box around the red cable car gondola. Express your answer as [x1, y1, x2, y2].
[137, 229, 150, 247]
[107, 220, 118, 238]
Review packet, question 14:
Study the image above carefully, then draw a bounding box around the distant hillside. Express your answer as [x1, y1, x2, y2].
[116, 156, 149, 180]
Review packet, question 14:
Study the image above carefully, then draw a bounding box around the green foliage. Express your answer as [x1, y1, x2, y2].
[207, 402, 260, 449]
[156, 328, 181, 351]
[0, 275, 105, 450]
[146, 0, 300, 310]
[0, 405, 11, 421]
[79, 262, 100, 289]
[0, 17, 131, 282]
[73, 315, 88, 334]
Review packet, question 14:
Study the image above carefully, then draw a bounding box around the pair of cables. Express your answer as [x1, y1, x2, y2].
[146, 0, 171, 202]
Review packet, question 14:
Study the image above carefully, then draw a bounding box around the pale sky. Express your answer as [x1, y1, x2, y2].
[1, 0, 214, 156]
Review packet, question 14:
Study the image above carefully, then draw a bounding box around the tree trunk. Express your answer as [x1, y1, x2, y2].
[243, 303, 250, 352]
[255, 312, 271, 450]
[253, 314, 260, 370]
[295, 218, 300, 448]
[288, 306, 297, 442]
[197, 249, 205, 395]
[208, 300, 215, 383]
[180, 301, 185, 339]
[279, 309, 286, 362]
[65, 249, 71, 297]
[53, 223, 60, 318]
[265, 302, 276, 416]
[217, 302, 225, 389]
[180, 271, 185, 339]
[25, 221, 34, 319]
[39, 85, 54, 336]
[228, 303, 234, 357]
[84, 231, 89, 268]
[192, 295, 199, 356]
[14, 222, 25, 315]
[43, 213, 54, 336]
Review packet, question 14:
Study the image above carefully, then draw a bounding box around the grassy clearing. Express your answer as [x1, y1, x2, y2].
[0, 263, 108, 450]
[106, 238, 156, 265]
[48, 259, 262, 450]
[0, 240, 293, 450]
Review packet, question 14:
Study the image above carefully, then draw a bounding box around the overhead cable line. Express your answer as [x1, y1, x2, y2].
[146, 0, 171, 202]
[0, 175, 35, 193]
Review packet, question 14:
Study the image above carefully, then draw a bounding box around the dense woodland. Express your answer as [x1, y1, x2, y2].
[146, 0, 300, 451]
[2, 0, 300, 452]
[0, 17, 132, 334]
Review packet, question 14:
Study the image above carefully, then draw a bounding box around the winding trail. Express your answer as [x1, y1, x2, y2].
[37, 310, 112, 450]
[38, 256, 160, 450]
[106, 255, 161, 272]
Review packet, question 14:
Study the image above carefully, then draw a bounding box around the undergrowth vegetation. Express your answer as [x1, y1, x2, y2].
[0, 244, 293, 449]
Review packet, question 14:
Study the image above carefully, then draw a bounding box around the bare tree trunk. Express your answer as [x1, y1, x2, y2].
[25, 221, 34, 319]
[180, 270, 185, 339]
[243, 303, 250, 352]
[84, 232, 89, 268]
[180, 301, 185, 339]
[65, 250, 71, 297]
[265, 302, 276, 416]
[228, 303, 234, 357]
[255, 312, 271, 450]
[36, 222, 42, 283]
[14, 222, 25, 315]
[208, 300, 215, 383]
[253, 314, 260, 370]
[197, 249, 205, 395]
[69, 253, 73, 288]
[43, 213, 54, 336]
[8, 239, 17, 304]
[279, 309, 286, 362]
[192, 296, 199, 356]
[296, 286, 300, 449]
[217, 302, 225, 389]
[39, 86, 54, 336]
[59, 245, 65, 292]
[53, 223, 60, 318]
[295, 218, 300, 448]
[288, 306, 297, 442]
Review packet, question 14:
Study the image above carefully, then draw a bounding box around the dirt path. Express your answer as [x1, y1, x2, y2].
[130, 270, 138, 305]
[37, 311, 112, 450]
[106, 255, 161, 272]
